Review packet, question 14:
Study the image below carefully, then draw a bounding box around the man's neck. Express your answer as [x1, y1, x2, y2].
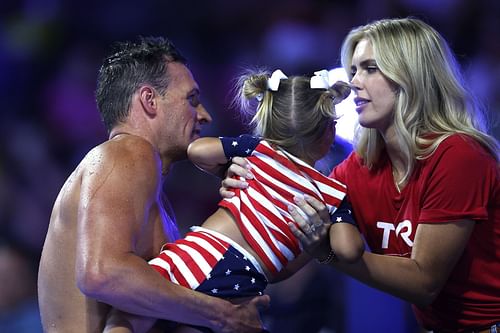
[161, 159, 173, 177]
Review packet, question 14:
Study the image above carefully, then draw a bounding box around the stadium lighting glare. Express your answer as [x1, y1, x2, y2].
[328, 68, 357, 143]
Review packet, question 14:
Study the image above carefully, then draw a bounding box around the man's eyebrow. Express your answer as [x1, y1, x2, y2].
[187, 88, 200, 96]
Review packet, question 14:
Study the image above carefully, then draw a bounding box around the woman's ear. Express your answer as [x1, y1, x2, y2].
[139, 86, 158, 116]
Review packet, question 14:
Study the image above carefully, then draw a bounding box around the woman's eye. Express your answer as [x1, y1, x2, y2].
[367, 66, 378, 73]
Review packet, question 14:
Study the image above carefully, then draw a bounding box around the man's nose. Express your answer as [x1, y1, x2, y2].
[197, 104, 212, 124]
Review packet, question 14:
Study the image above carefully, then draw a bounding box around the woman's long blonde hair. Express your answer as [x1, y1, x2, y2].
[341, 18, 499, 183]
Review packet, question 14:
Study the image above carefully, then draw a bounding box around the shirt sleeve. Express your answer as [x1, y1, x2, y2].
[330, 198, 357, 226]
[220, 134, 261, 159]
[419, 135, 496, 223]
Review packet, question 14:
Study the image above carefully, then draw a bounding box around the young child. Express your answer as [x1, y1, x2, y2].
[150, 70, 363, 297]
[107, 69, 364, 333]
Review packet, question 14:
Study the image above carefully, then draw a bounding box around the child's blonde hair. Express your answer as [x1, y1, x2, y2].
[234, 69, 351, 161]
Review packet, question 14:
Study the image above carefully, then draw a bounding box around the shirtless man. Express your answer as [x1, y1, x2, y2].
[37, 36, 269, 333]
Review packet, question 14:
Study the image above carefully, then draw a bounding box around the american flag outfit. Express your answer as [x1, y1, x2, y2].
[219, 135, 353, 276]
[149, 226, 267, 297]
[149, 135, 354, 297]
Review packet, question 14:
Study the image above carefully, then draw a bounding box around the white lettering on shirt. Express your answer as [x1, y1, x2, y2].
[376, 220, 414, 249]
[377, 222, 395, 249]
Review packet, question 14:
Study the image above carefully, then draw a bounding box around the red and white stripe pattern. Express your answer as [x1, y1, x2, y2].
[149, 229, 230, 290]
[219, 140, 347, 275]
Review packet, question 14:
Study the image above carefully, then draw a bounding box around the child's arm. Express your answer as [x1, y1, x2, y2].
[188, 135, 261, 177]
[325, 199, 364, 264]
[328, 223, 364, 263]
[187, 137, 228, 176]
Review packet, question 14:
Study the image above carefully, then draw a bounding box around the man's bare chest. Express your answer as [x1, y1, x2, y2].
[136, 197, 180, 259]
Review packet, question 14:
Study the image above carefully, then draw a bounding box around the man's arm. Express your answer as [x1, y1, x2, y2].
[75, 140, 268, 332]
[103, 309, 155, 333]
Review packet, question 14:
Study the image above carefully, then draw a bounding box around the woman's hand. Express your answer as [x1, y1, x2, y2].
[287, 195, 332, 259]
[219, 156, 254, 198]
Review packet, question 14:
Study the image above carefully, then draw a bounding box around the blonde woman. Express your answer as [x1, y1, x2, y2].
[223, 18, 499, 333]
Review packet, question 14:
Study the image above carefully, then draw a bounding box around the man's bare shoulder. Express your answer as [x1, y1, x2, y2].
[79, 135, 161, 191]
[84, 135, 159, 171]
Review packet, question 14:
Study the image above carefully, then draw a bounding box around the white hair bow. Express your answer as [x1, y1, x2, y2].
[267, 69, 288, 91]
[310, 69, 332, 89]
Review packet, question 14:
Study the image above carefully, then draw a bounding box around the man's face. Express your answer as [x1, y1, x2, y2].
[157, 62, 212, 159]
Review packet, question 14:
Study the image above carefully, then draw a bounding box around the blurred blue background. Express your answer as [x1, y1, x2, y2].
[0, 0, 499, 332]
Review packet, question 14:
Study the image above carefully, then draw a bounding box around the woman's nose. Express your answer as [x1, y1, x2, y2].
[349, 73, 362, 91]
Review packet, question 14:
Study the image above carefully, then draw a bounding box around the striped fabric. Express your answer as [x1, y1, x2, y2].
[219, 140, 347, 275]
[149, 229, 231, 290]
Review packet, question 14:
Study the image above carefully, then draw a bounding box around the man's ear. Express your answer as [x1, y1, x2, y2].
[139, 86, 158, 116]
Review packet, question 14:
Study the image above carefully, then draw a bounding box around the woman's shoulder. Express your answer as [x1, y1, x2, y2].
[424, 134, 497, 176]
[434, 134, 495, 160]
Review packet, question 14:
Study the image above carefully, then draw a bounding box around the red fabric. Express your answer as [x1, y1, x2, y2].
[149, 230, 230, 289]
[331, 134, 500, 331]
[221, 140, 347, 275]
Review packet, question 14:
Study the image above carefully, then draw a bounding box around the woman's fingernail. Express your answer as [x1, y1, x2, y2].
[293, 195, 304, 203]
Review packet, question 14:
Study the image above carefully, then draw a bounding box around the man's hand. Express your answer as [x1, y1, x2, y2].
[216, 294, 270, 333]
[103, 308, 156, 333]
[219, 157, 254, 199]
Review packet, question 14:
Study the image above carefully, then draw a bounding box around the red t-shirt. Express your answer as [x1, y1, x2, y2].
[331, 134, 500, 332]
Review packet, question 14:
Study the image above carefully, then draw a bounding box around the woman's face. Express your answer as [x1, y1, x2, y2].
[350, 38, 397, 133]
